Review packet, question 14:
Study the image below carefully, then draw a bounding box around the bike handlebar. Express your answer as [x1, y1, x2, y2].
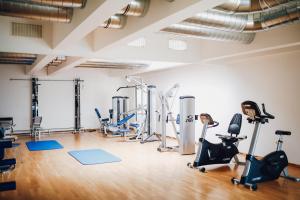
[262, 103, 275, 119]
[208, 121, 219, 128]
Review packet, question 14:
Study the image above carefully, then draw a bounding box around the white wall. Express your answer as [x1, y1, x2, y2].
[139, 50, 300, 165]
[0, 65, 129, 131]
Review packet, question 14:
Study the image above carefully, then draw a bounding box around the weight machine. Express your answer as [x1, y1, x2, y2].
[116, 76, 159, 143]
[157, 84, 196, 155]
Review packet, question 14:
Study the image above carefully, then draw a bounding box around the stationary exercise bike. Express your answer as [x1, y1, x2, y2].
[187, 113, 247, 172]
[232, 101, 300, 191]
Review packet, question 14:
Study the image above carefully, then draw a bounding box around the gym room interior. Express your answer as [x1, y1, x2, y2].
[0, 0, 300, 199]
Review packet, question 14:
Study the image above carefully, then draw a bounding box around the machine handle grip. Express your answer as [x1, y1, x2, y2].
[262, 103, 275, 119]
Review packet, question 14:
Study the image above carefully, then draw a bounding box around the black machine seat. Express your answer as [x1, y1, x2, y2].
[228, 113, 242, 136]
[215, 113, 246, 143]
[275, 130, 291, 136]
[216, 134, 239, 143]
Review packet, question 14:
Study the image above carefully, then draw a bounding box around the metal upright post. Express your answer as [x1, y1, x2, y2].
[74, 78, 81, 133]
[31, 78, 39, 129]
[242, 121, 261, 177]
[160, 95, 167, 149]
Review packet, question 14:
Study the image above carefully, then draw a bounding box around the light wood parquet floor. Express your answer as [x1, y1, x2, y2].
[1, 131, 299, 200]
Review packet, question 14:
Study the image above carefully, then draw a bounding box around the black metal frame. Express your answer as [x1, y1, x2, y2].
[74, 78, 81, 133]
[10, 78, 84, 132]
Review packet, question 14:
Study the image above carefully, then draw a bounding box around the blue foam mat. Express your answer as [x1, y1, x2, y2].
[68, 149, 121, 165]
[26, 140, 63, 151]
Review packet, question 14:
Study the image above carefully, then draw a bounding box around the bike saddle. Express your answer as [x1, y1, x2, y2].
[275, 130, 291, 136]
[216, 134, 239, 143]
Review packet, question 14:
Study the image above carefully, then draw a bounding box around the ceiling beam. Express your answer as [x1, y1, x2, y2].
[52, 0, 132, 50]
[26, 55, 56, 75]
[43, 0, 132, 75]
[47, 57, 86, 75]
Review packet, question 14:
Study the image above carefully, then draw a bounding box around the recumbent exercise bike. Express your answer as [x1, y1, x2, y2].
[231, 101, 300, 191]
[188, 113, 247, 172]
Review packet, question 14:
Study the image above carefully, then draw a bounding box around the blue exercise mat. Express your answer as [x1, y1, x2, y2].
[68, 149, 121, 165]
[26, 140, 63, 151]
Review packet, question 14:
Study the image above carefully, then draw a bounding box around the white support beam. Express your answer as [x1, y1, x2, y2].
[43, 0, 132, 75]
[93, 0, 225, 52]
[52, 0, 132, 49]
[27, 55, 56, 75]
[47, 57, 86, 75]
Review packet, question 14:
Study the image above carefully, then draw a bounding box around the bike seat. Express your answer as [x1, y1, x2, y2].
[275, 130, 291, 136]
[216, 134, 239, 143]
[216, 134, 247, 143]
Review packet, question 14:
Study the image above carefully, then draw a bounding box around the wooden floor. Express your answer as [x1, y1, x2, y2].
[1, 132, 300, 200]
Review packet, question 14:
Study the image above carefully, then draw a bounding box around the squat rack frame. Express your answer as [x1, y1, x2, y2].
[10, 78, 84, 133]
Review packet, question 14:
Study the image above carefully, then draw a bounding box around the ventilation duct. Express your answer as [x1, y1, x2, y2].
[0, 52, 37, 65]
[102, 15, 127, 29]
[77, 61, 149, 69]
[101, 0, 150, 29]
[117, 0, 150, 17]
[161, 24, 255, 44]
[11, 22, 43, 38]
[161, 0, 299, 43]
[215, 0, 294, 14]
[183, 2, 300, 32]
[26, 0, 86, 8]
[0, 0, 73, 23]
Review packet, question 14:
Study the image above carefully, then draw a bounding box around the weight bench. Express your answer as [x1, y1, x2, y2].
[106, 113, 136, 137]
[31, 116, 49, 140]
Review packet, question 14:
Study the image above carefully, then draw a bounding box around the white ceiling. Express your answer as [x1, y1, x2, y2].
[0, 0, 299, 76]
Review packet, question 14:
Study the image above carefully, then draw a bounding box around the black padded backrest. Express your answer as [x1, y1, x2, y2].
[0, 127, 4, 139]
[228, 113, 242, 136]
[200, 113, 214, 125]
[241, 101, 261, 119]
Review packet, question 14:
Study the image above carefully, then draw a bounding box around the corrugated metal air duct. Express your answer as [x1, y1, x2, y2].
[215, 0, 294, 14]
[0, 0, 73, 23]
[102, 15, 127, 29]
[0, 52, 37, 65]
[101, 0, 150, 29]
[182, 1, 300, 32]
[161, 24, 255, 44]
[117, 0, 150, 17]
[27, 0, 86, 8]
[161, 0, 299, 43]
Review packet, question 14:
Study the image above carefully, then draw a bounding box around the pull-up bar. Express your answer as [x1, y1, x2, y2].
[116, 85, 137, 92]
[10, 78, 84, 82]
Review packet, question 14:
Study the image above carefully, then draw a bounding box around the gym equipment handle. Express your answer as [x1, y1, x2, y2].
[262, 103, 275, 119]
